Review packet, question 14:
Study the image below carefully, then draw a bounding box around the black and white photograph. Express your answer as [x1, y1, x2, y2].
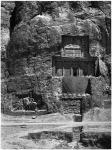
[1, 1, 111, 149]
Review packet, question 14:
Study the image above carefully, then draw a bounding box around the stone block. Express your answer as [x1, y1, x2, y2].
[73, 114, 82, 122]
[104, 100, 111, 108]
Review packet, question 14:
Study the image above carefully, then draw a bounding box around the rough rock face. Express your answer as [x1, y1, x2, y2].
[1, 1, 15, 86]
[7, 1, 111, 75]
[10, 1, 40, 35]
[1, 1, 111, 112]
[1, 2, 15, 78]
[1, 2, 15, 54]
[1, 1, 15, 112]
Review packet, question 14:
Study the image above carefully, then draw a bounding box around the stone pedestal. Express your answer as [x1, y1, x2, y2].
[72, 126, 82, 148]
[72, 126, 82, 141]
[72, 112, 82, 148]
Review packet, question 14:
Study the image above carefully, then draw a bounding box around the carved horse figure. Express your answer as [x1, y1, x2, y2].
[22, 96, 48, 119]
[23, 97, 37, 111]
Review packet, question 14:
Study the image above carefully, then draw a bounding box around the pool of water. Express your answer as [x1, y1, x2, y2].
[21, 130, 111, 149]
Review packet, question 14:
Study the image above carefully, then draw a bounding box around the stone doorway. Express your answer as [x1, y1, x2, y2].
[73, 67, 83, 77]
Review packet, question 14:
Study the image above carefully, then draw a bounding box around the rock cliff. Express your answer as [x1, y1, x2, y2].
[1, 1, 111, 112]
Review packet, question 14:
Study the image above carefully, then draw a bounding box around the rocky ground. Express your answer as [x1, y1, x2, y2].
[1, 108, 111, 149]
